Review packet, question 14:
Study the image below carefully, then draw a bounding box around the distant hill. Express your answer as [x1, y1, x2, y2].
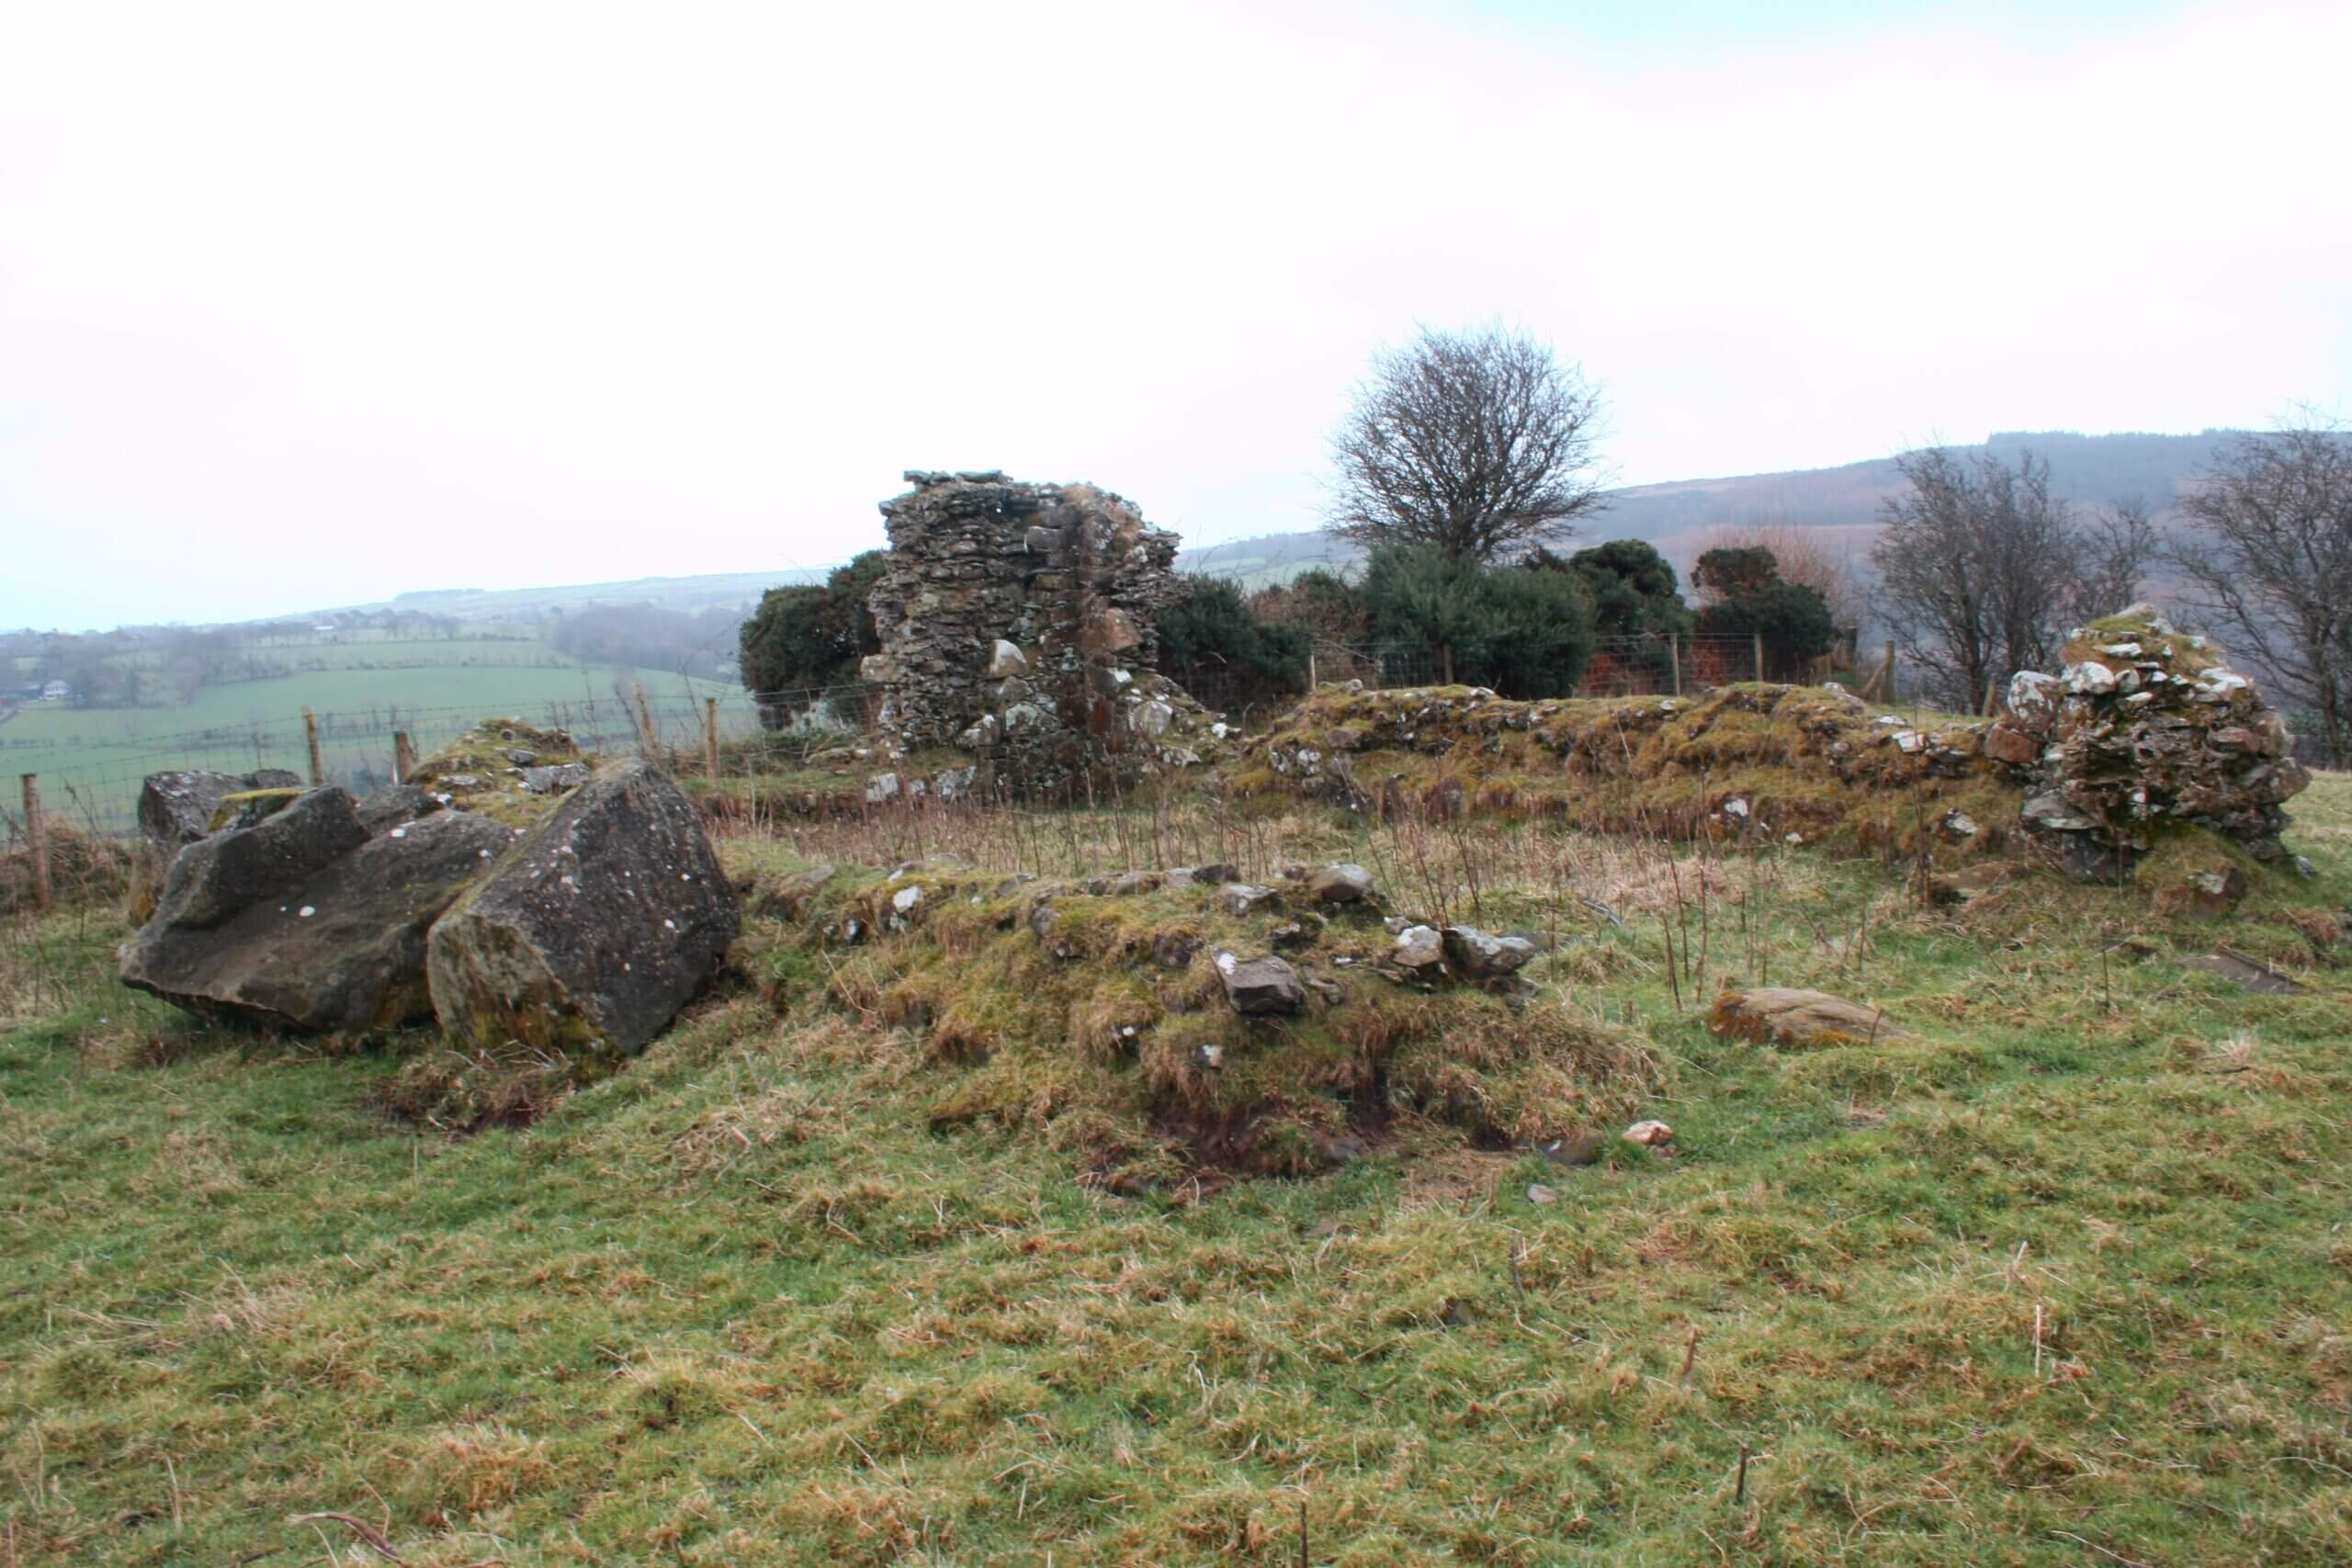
[324, 568, 827, 624]
[1175, 429, 2245, 587]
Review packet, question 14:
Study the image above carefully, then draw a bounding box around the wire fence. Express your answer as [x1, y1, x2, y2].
[3, 630, 1872, 852]
[1304, 631, 1853, 700]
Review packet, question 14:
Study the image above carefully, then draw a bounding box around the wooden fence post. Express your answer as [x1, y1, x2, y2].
[18, 774, 51, 912]
[703, 698, 720, 782]
[1668, 635, 1682, 697]
[629, 683, 660, 762]
[1753, 632, 1765, 683]
[302, 706, 324, 786]
[1982, 676, 2000, 717]
[393, 730, 415, 784]
[1881, 640, 1896, 703]
[1308, 647, 1318, 689]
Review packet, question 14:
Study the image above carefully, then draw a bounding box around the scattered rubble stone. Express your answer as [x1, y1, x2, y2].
[2181, 949, 2301, 994]
[1710, 987, 1907, 1048]
[1441, 926, 1539, 980]
[1622, 1119, 1674, 1147]
[1218, 883, 1283, 918]
[1526, 1182, 1559, 1204]
[1307, 863, 1376, 904]
[1390, 924, 1445, 972]
[1214, 951, 1308, 1016]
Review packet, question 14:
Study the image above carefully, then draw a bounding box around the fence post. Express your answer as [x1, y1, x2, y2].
[1753, 632, 1765, 684]
[1882, 640, 1896, 703]
[19, 774, 52, 911]
[1308, 647, 1318, 689]
[1982, 676, 1999, 717]
[302, 706, 324, 786]
[1668, 635, 1682, 697]
[393, 730, 415, 784]
[703, 698, 720, 782]
[629, 683, 660, 762]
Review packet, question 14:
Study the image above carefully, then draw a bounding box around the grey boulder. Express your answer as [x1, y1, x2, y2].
[1442, 926, 1539, 979]
[136, 768, 303, 845]
[1214, 951, 1307, 1017]
[426, 761, 739, 1056]
[1307, 863, 1376, 904]
[119, 808, 514, 1031]
[145, 787, 370, 931]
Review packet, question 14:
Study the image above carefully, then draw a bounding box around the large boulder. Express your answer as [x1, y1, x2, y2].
[426, 762, 739, 1056]
[119, 808, 514, 1031]
[136, 768, 303, 847]
[144, 787, 371, 931]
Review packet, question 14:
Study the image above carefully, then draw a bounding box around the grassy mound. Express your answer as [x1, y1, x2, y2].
[1231, 682, 2023, 863]
[403, 716, 590, 828]
[737, 852, 1666, 1190]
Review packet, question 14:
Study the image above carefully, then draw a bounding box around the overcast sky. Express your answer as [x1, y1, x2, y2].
[3, 0, 2346, 631]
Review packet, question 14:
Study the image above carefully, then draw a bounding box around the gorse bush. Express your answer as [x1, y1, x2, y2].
[738, 552, 888, 727]
[1363, 544, 1596, 695]
[1157, 576, 1311, 712]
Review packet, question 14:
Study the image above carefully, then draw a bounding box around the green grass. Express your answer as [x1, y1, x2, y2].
[3, 652, 759, 833]
[2, 778, 2348, 1564]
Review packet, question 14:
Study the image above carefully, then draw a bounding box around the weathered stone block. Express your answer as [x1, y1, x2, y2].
[426, 762, 739, 1056]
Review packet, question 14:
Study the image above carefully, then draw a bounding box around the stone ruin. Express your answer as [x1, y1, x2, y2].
[860, 470, 1225, 788]
[1984, 605, 2312, 879]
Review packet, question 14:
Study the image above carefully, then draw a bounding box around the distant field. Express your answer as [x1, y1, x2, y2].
[2, 659, 761, 835]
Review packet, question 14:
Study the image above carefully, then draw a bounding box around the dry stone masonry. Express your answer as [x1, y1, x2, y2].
[1985, 605, 2312, 878]
[861, 470, 1225, 788]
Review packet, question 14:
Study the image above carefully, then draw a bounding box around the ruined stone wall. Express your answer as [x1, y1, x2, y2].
[1987, 605, 2311, 877]
[859, 470, 1221, 785]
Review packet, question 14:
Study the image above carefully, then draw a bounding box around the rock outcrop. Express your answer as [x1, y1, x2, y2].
[861, 471, 1227, 786]
[1987, 607, 2311, 877]
[120, 791, 514, 1031]
[136, 768, 304, 846]
[427, 761, 738, 1056]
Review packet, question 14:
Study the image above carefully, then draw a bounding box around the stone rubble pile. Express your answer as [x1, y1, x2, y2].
[861, 470, 1227, 788]
[1984, 606, 2311, 877]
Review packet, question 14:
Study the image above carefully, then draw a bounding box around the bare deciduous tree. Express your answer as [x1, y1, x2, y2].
[1326, 325, 1607, 563]
[2168, 424, 2352, 765]
[2060, 496, 2158, 628]
[1871, 446, 2156, 711]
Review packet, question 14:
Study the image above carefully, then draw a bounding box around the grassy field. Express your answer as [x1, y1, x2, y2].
[2, 658, 759, 835]
[1, 771, 2346, 1564]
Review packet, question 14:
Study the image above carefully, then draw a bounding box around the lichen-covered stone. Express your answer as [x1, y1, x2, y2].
[146, 786, 370, 931]
[136, 768, 303, 846]
[119, 809, 516, 1032]
[426, 761, 738, 1056]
